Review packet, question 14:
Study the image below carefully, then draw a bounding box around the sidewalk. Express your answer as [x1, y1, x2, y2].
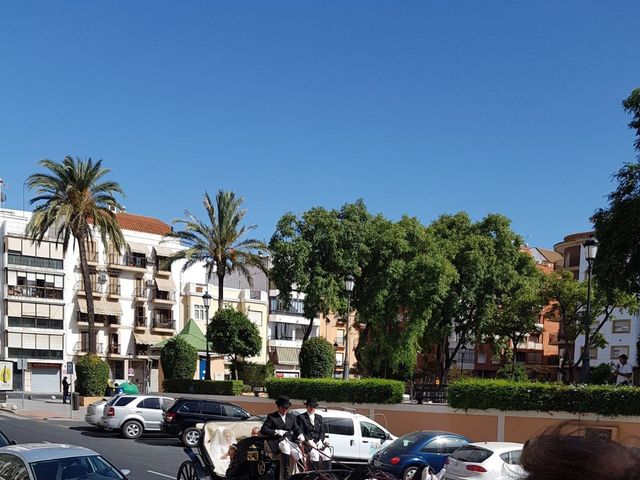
[0, 396, 88, 421]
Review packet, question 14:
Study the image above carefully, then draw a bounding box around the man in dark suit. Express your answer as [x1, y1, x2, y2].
[296, 398, 330, 470]
[261, 395, 303, 480]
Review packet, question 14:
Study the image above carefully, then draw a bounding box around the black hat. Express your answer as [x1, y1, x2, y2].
[304, 398, 319, 407]
[275, 395, 291, 408]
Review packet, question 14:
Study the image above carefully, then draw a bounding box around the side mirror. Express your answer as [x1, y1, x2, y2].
[120, 469, 131, 477]
[385, 432, 391, 440]
[10, 440, 17, 445]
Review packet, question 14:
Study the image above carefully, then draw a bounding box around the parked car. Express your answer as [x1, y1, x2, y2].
[84, 396, 120, 431]
[99, 394, 175, 439]
[291, 408, 396, 463]
[369, 431, 471, 479]
[0, 429, 15, 447]
[0, 443, 130, 479]
[161, 398, 256, 447]
[439, 442, 524, 480]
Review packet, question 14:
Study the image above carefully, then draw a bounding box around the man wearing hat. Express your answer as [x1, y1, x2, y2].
[261, 395, 303, 480]
[297, 398, 330, 470]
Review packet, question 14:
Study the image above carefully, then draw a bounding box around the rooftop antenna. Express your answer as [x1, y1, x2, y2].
[0, 177, 6, 210]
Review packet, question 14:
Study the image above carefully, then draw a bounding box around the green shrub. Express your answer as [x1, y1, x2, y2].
[265, 378, 404, 404]
[299, 338, 335, 378]
[238, 362, 275, 389]
[496, 364, 528, 381]
[163, 379, 243, 395]
[76, 354, 109, 396]
[160, 337, 198, 380]
[448, 379, 640, 416]
[589, 363, 614, 385]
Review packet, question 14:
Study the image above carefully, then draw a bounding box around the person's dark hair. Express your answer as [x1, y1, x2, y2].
[520, 421, 640, 480]
[619, 354, 629, 361]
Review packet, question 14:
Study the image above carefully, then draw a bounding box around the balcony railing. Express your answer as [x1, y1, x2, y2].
[152, 317, 175, 330]
[75, 281, 102, 295]
[108, 344, 121, 354]
[133, 286, 147, 298]
[108, 254, 147, 269]
[8, 285, 64, 300]
[106, 284, 121, 296]
[107, 316, 120, 326]
[135, 316, 147, 328]
[8, 253, 63, 270]
[153, 290, 175, 301]
[73, 342, 104, 354]
[334, 337, 346, 347]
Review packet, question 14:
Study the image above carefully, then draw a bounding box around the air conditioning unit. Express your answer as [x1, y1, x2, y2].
[146, 280, 155, 287]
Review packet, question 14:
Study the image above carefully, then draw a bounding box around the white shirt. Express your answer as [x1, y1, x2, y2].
[307, 413, 315, 425]
[616, 362, 633, 384]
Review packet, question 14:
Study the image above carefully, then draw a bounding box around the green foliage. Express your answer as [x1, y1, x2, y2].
[448, 379, 640, 416]
[589, 363, 614, 385]
[238, 362, 275, 388]
[160, 337, 198, 380]
[163, 379, 243, 395]
[299, 338, 336, 378]
[75, 354, 110, 396]
[265, 378, 404, 404]
[496, 364, 528, 381]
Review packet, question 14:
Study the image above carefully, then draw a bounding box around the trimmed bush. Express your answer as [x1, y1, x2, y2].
[163, 379, 244, 396]
[265, 378, 404, 404]
[238, 362, 275, 389]
[589, 363, 614, 385]
[76, 354, 109, 396]
[299, 338, 335, 378]
[448, 379, 640, 416]
[160, 337, 198, 380]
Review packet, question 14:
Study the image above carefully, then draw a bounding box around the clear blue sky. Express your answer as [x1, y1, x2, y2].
[1, 2, 639, 249]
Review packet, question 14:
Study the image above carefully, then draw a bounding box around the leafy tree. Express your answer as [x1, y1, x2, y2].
[160, 337, 198, 380]
[26, 156, 125, 354]
[75, 354, 109, 396]
[208, 308, 262, 379]
[269, 201, 372, 341]
[164, 190, 267, 310]
[299, 337, 336, 378]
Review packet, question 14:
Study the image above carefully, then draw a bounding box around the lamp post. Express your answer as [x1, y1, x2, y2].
[582, 238, 598, 383]
[460, 345, 467, 375]
[334, 341, 339, 378]
[343, 275, 354, 381]
[202, 291, 212, 381]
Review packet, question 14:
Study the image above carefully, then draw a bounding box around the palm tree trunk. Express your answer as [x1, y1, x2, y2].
[78, 238, 97, 354]
[217, 273, 225, 310]
[302, 319, 314, 341]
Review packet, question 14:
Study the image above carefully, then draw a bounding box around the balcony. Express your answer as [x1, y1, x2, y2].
[152, 289, 176, 304]
[106, 284, 121, 298]
[334, 337, 346, 347]
[73, 342, 104, 355]
[84, 251, 99, 266]
[8, 285, 64, 301]
[548, 334, 567, 346]
[75, 281, 103, 297]
[108, 254, 147, 272]
[7, 253, 63, 271]
[134, 316, 147, 330]
[152, 317, 175, 332]
[107, 316, 121, 329]
[133, 286, 147, 302]
[107, 343, 122, 356]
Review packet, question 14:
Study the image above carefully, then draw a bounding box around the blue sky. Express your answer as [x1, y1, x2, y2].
[1, 2, 639, 249]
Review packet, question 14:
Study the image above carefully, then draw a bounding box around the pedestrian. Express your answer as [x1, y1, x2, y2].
[296, 398, 331, 470]
[261, 395, 303, 480]
[614, 354, 633, 386]
[62, 376, 70, 404]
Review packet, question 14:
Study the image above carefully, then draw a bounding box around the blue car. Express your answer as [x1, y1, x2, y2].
[369, 430, 470, 480]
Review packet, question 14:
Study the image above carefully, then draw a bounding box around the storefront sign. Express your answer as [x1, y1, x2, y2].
[0, 362, 12, 391]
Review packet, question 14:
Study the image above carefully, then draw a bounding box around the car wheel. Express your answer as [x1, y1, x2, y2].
[121, 420, 143, 439]
[182, 427, 201, 447]
[402, 466, 420, 480]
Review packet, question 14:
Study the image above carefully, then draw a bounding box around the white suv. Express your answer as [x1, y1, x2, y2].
[100, 394, 174, 439]
[292, 408, 396, 463]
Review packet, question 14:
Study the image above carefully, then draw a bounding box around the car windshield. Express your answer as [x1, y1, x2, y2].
[31, 455, 125, 480]
[0, 431, 10, 447]
[386, 432, 428, 452]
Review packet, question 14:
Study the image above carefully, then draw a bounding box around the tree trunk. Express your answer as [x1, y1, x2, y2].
[302, 318, 315, 341]
[217, 273, 225, 310]
[78, 237, 97, 354]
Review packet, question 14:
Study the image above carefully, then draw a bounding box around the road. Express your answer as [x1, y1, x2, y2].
[0, 412, 187, 480]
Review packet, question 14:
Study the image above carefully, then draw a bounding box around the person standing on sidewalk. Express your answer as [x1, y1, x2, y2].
[62, 376, 70, 404]
[614, 354, 633, 386]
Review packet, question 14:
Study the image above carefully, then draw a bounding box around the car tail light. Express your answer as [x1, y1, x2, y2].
[390, 457, 401, 465]
[165, 412, 176, 422]
[107, 407, 115, 417]
[445, 458, 450, 465]
[466, 465, 487, 473]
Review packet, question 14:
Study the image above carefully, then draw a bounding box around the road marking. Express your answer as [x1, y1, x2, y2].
[147, 470, 174, 478]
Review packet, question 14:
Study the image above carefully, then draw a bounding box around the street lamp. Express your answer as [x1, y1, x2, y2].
[343, 275, 354, 381]
[202, 291, 212, 381]
[333, 341, 339, 378]
[460, 345, 467, 375]
[582, 238, 598, 383]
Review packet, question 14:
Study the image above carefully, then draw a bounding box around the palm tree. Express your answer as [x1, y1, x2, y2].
[164, 190, 267, 380]
[26, 156, 125, 354]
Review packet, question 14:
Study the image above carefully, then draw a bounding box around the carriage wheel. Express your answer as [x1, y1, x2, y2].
[177, 460, 200, 480]
[256, 459, 268, 477]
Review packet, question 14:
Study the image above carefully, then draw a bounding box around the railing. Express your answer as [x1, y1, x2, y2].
[135, 316, 146, 327]
[108, 344, 121, 354]
[8, 285, 64, 300]
[7, 253, 63, 270]
[334, 337, 346, 347]
[108, 254, 147, 268]
[107, 317, 120, 326]
[410, 383, 449, 404]
[249, 290, 262, 300]
[73, 342, 104, 354]
[133, 286, 147, 298]
[75, 281, 101, 295]
[106, 284, 121, 296]
[152, 317, 175, 330]
[84, 251, 98, 263]
[153, 289, 175, 301]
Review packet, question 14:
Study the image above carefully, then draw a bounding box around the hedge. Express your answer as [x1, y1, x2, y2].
[76, 354, 110, 396]
[163, 379, 244, 396]
[160, 337, 198, 380]
[265, 378, 404, 404]
[448, 379, 640, 416]
[299, 338, 335, 378]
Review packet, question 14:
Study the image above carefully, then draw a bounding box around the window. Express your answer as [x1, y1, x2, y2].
[611, 346, 630, 359]
[477, 352, 486, 364]
[139, 397, 161, 409]
[0, 454, 29, 480]
[177, 401, 199, 413]
[113, 360, 124, 380]
[115, 397, 136, 407]
[222, 404, 249, 419]
[323, 417, 354, 436]
[612, 320, 631, 334]
[360, 421, 386, 440]
[500, 450, 522, 465]
[451, 446, 493, 463]
[270, 296, 305, 315]
[335, 353, 344, 367]
[442, 437, 468, 454]
[194, 305, 206, 320]
[162, 398, 174, 410]
[336, 330, 345, 346]
[580, 346, 598, 360]
[201, 402, 223, 415]
[420, 439, 441, 453]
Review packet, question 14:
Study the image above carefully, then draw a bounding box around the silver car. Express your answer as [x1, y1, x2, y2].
[0, 443, 130, 479]
[84, 397, 116, 431]
[100, 394, 174, 439]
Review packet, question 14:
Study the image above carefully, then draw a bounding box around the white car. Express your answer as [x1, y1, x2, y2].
[100, 394, 174, 439]
[84, 397, 115, 431]
[292, 408, 396, 463]
[439, 442, 524, 480]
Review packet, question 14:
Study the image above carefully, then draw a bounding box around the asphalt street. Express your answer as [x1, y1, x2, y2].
[0, 411, 187, 480]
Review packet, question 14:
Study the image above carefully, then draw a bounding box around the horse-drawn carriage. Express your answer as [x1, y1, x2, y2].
[176, 421, 396, 480]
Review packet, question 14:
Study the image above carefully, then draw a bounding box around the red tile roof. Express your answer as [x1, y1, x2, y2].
[116, 212, 171, 235]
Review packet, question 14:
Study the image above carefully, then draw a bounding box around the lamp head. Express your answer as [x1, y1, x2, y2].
[344, 274, 355, 293]
[583, 238, 598, 261]
[202, 291, 212, 308]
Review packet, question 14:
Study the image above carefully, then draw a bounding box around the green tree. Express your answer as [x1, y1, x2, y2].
[208, 308, 262, 379]
[164, 191, 267, 310]
[269, 201, 372, 341]
[26, 156, 125, 354]
[75, 354, 110, 396]
[299, 337, 336, 378]
[160, 337, 198, 380]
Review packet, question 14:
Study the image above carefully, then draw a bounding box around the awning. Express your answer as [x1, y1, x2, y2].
[275, 347, 300, 366]
[154, 245, 173, 257]
[155, 277, 176, 292]
[77, 298, 123, 316]
[128, 242, 149, 254]
[134, 332, 170, 346]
